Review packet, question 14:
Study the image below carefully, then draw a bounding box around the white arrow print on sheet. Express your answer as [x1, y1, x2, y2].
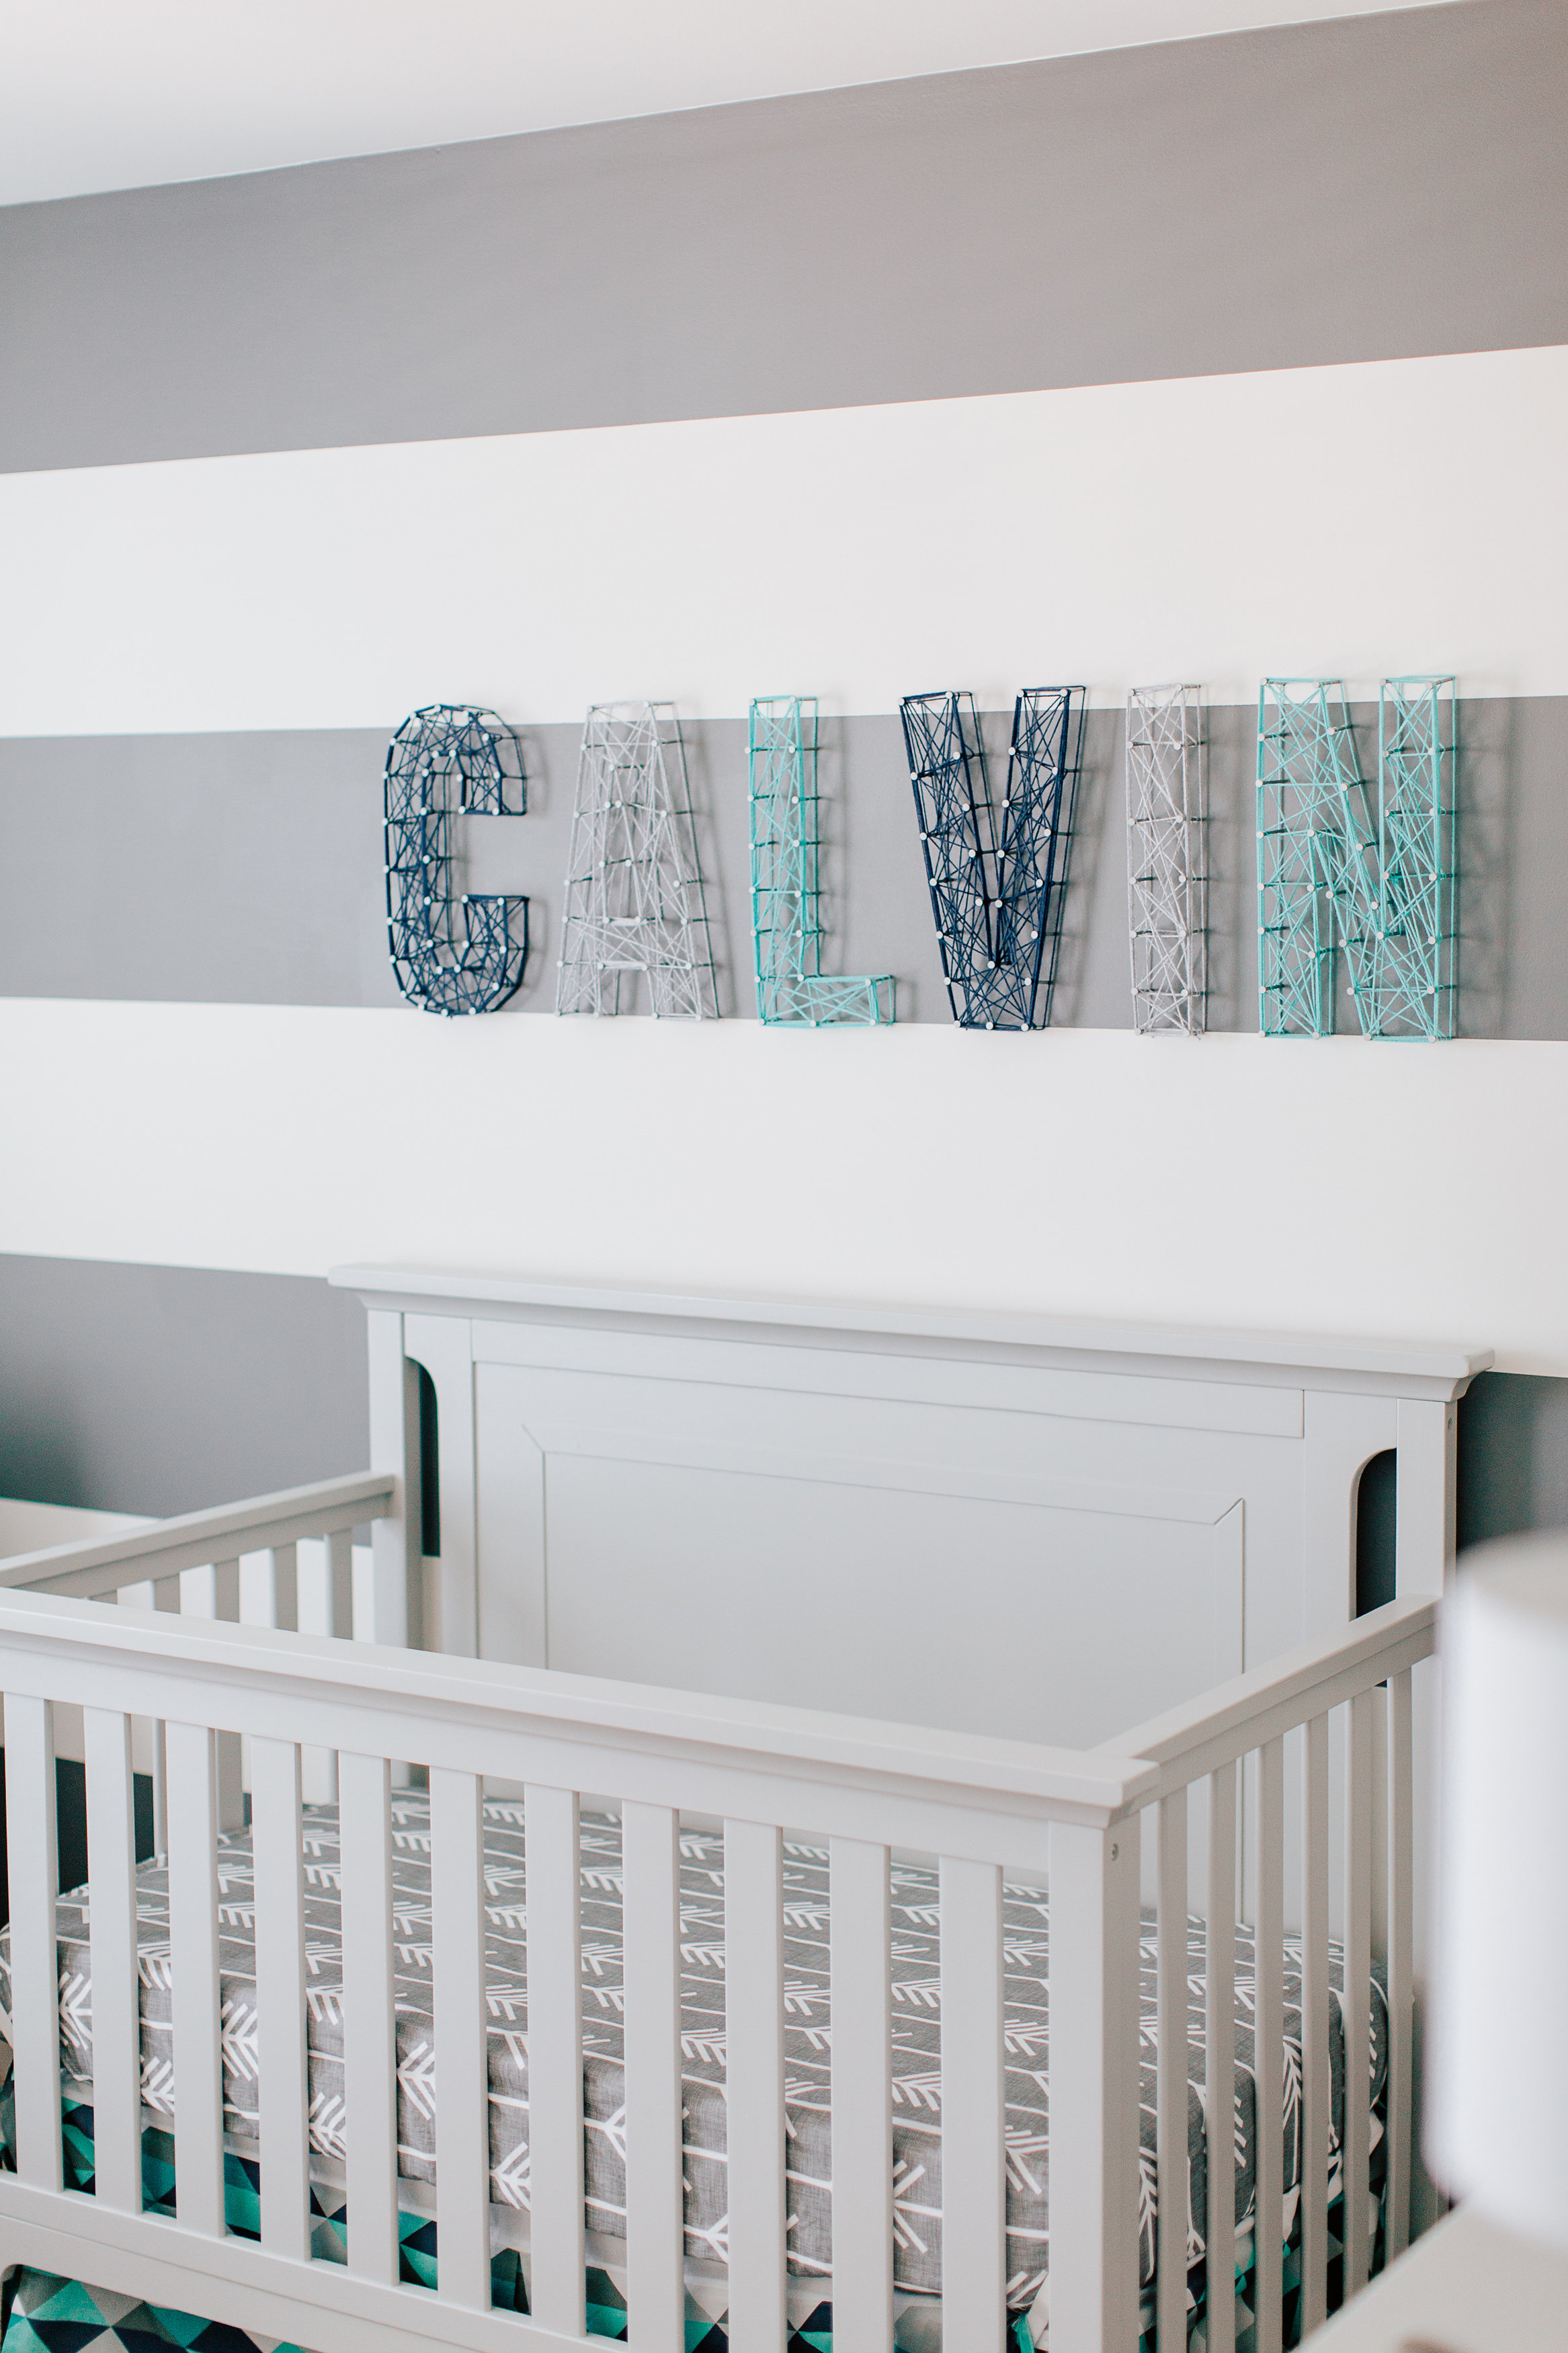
[221, 1998, 260, 2085]
[398, 2037, 438, 2123]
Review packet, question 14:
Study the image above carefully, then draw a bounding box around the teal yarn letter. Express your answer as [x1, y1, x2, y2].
[749, 696, 894, 1025]
[1257, 676, 1456, 1040]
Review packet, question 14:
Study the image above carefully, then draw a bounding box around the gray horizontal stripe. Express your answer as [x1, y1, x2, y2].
[0, 1257, 368, 1518]
[2, 1, 1563, 473]
[0, 696, 1562, 1036]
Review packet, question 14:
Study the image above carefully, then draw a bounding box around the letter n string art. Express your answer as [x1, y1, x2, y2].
[1257, 676, 1456, 1039]
[901, 687, 1085, 1029]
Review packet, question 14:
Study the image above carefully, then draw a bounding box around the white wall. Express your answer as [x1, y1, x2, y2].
[1, 344, 1563, 733]
[4, 996, 1563, 1371]
[2, 0, 1455, 204]
[3, 342, 1563, 1374]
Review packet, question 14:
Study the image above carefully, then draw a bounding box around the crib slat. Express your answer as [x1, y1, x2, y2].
[525, 1782, 586, 2336]
[340, 1749, 399, 2284]
[316, 1531, 356, 1804]
[85, 1706, 142, 2213]
[829, 1836, 893, 2353]
[184, 1562, 244, 1832]
[266, 1543, 300, 1633]
[623, 1801, 684, 2353]
[1300, 1714, 1330, 2337]
[1250, 1742, 1284, 2353]
[6, 1695, 62, 2190]
[152, 1722, 169, 1858]
[1156, 1790, 1189, 2352]
[203, 1557, 241, 1622]
[1342, 1690, 1374, 2295]
[151, 1574, 181, 1856]
[430, 1765, 491, 2310]
[252, 1734, 311, 2260]
[1384, 1669, 1414, 2260]
[215, 1745, 243, 1832]
[327, 1527, 355, 1638]
[167, 1719, 226, 2237]
[1253, 1741, 1285, 2353]
[939, 1856, 1005, 2353]
[723, 1817, 786, 2353]
[1206, 1764, 1237, 2353]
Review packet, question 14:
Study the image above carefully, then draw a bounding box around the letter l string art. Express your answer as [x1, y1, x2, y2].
[748, 695, 894, 1025]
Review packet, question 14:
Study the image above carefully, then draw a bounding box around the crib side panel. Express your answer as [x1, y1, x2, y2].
[0, 1573, 1431, 2353]
[1118, 1617, 1430, 2353]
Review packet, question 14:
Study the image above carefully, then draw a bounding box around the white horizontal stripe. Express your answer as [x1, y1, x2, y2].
[1, 344, 1565, 735]
[3, 0, 1450, 206]
[0, 996, 1559, 1373]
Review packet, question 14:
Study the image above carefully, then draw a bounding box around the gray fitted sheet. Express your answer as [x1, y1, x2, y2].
[0, 1795, 1383, 2306]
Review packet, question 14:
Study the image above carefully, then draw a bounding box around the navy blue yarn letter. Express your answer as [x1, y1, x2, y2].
[901, 687, 1084, 1029]
[384, 704, 529, 1016]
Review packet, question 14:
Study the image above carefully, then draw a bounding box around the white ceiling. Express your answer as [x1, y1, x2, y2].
[0, 0, 1458, 208]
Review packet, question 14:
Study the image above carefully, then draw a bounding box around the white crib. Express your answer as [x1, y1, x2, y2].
[0, 1277, 1483, 2353]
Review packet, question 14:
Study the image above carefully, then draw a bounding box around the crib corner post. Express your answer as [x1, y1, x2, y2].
[1394, 1395, 1457, 1600]
[1047, 1814, 1143, 2353]
[367, 1307, 422, 1649]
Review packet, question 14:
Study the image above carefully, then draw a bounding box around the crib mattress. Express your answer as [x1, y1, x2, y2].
[0, 1794, 1384, 2308]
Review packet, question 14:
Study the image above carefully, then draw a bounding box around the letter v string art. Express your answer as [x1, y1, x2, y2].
[901, 687, 1085, 1028]
[749, 695, 894, 1024]
[383, 704, 528, 1015]
[1257, 676, 1456, 1039]
[556, 702, 718, 1016]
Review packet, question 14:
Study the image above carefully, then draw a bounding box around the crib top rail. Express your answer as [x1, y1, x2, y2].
[0, 1469, 396, 1600]
[0, 1577, 1434, 1856]
[1097, 1592, 1437, 1808]
[0, 1581, 1157, 1830]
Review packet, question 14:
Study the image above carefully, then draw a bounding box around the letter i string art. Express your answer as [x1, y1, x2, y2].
[1126, 684, 1206, 1034]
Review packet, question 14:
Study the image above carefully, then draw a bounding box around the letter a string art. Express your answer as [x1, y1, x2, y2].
[556, 702, 718, 1017]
